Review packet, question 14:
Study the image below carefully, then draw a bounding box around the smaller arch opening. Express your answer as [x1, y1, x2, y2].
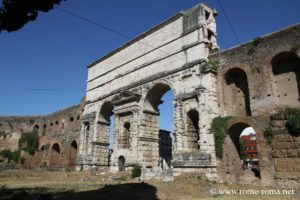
[120, 122, 131, 149]
[118, 156, 125, 171]
[33, 125, 39, 133]
[228, 123, 260, 178]
[49, 143, 61, 169]
[186, 109, 200, 152]
[272, 52, 300, 106]
[51, 143, 60, 154]
[69, 117, 74, 122]
[69, 140, 78, 167]
[224, 68, 251, 116]
[40, 145, 45, 151]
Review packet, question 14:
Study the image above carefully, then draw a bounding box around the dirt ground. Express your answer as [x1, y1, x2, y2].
[0, 170, 299, 200]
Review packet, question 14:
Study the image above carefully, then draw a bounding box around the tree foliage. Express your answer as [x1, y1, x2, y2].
[0, 149, 20, 162]
[211, 116, 232, 159]
[0, 0, 65, 32]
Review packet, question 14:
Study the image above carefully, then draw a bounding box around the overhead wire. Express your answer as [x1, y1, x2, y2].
[55, 6, 187, 63]
[216, 0, 241, 44]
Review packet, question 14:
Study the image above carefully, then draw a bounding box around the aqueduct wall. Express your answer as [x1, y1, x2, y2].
[0, 100, 84, 169]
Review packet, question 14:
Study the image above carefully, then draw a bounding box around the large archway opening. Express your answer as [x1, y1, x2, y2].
[99, 101, 114, 165]
[49, 143, 60, 170]
[68, 140, 77, 167]
[224, 68, 251, 116]
[272, 52, 300, 107]
[227, 123, 260, 178]
[144, 83, 174, 166]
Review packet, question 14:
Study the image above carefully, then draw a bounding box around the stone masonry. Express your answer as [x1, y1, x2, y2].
[0, 2, 299, 187]
[0, 99, 84, 169]
[77, 3, 219, 179]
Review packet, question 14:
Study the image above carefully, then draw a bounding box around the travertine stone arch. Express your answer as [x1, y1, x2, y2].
[142, 81, 177, 112]
[140, 81, 176, 167]
[79, 3, 219, 176]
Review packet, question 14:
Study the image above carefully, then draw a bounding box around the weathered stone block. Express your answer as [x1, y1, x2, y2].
[272, 142, 290, 150]
[272, 150, 281, 158]
[274, 159, 286, 172]
[286, 149, 298, 157]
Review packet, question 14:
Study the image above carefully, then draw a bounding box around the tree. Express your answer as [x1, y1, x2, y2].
[0, 0, 65, 32]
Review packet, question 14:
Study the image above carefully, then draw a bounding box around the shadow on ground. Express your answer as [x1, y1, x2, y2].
[0, 183, 158, 200]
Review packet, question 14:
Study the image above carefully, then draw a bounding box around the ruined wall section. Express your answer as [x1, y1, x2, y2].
[0, 116, 41, 151]
[271, 114, 300, 187]
[211, 24, 300, 117]
[36, 102, 83, 169]
[0, 99, 84, 169]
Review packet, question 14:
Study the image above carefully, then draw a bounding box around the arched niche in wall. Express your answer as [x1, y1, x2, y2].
[49, 143, 60, 169]
[68, 140, 78, 167]
[98, 101, 114, 148]
[224, 68, 251, 116]
[227, 123, 260, 178]
[119, 122, 131, 149]
[272, 52, 300, 107]
[186, 109, 200, 152]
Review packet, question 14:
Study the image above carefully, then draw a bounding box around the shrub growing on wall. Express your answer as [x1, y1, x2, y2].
[211, 116, 232, 159]
[18, 132, 38, 155]
[0, 149, 20, 163]
[131, 164, 142, 178]
[264, 126, 274, 145]
[286, 113, 300, 136]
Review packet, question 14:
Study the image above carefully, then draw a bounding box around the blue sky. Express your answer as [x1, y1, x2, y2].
[0, 0, 300, 117]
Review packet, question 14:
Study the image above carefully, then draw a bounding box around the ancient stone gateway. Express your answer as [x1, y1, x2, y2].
[77, 3, 220, 178]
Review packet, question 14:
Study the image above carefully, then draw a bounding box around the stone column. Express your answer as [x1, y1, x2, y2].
[131, 108, 139, 160]
[198, 63, 219, 166]
[111, 113, 119, 169]
[173, 99, 185, 152]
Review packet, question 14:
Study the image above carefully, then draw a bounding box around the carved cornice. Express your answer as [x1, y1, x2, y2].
[111, 91, 142, 106]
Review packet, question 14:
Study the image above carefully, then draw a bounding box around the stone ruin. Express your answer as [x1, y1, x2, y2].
[0, 3, 300, 187]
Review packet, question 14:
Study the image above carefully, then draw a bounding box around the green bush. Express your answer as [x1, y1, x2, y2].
[131, 164, 142, 178]
[264, 126, 274, 145]
[247, 37, 262, 55]
[18, 132, 38, 155]
[0, 149, 20, 163]
[211, 116, 232, 159]
[64, 167, 71, 172]
[286, 113, 300, 136]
